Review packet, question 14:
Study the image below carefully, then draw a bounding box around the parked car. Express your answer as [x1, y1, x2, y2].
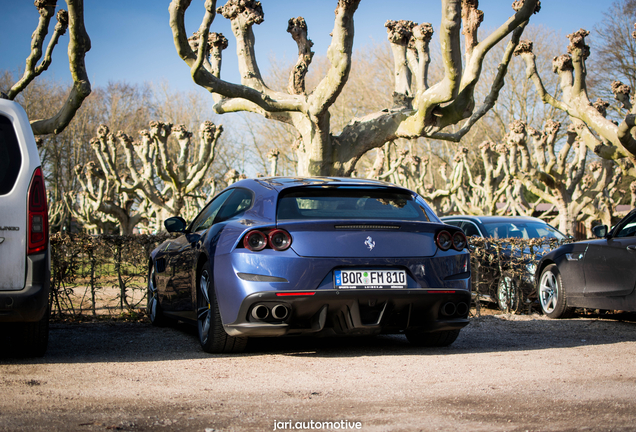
[148, 177, 471, 353]
[0, 99, 50, 356]
[536, 209, 636, 318]
[441, 215, 566, 312]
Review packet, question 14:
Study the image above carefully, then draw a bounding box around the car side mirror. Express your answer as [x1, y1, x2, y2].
[164, 216, 187, 233]
[592, 225, 607, 239]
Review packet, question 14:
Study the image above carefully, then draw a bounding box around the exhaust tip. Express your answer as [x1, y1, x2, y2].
[441, 302, 457, 317]
[251, 304, 269, 320]
[271, 304, 289, 320]
[456, 302, 469, 316]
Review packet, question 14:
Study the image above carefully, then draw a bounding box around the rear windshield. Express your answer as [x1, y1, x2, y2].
[277, 187, 430, 221]
[482, 221, 565, 240]
[0, 114, 22, 196]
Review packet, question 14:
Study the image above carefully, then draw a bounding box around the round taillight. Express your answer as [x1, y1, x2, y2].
[452, 231, 467, 250]
[243, 230, 268, 251]
[269, 229, 292, 251]
[436, 230, 452, 251]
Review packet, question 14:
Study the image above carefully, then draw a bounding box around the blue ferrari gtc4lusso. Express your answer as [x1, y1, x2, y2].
[148, 177, 471, 353]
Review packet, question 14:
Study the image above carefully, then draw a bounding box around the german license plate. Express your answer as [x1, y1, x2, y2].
[334, 269, 407, 289]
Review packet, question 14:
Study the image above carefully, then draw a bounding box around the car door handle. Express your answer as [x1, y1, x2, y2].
[627, 245, 636, 251]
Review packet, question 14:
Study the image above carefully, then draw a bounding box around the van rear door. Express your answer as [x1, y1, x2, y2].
[0, 100, 39, 290]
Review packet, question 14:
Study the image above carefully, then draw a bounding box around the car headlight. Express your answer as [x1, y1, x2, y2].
[525, 263, 537, 275]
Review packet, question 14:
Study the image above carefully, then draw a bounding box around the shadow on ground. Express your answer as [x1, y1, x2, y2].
[1, 312, 636, 365]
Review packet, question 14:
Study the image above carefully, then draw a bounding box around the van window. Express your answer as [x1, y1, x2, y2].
[0, 115, 22, 196]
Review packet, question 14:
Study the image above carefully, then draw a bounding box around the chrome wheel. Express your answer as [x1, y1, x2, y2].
[539, 269, 558, 314]
[537, 264, 574, 319]
[147, 265, 167, 326]
[196, 262, 248, 353]
[148, 267, 158, 319]
[197, 269, 212, 345]
[497, 273, 518, 313]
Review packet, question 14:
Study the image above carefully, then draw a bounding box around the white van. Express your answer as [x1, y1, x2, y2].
[0, 98, 50, 357]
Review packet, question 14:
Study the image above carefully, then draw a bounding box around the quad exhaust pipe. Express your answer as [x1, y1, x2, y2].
[441, 301, 469, 317]
[441, 302, 457, 317]
[251, 303, 290, 321]
[271, 304, 289, 320]
[456, 302, 469, 316]
[251, 304, 269, 320]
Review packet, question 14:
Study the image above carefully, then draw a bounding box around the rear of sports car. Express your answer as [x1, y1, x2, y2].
[214, 183, 471, 346]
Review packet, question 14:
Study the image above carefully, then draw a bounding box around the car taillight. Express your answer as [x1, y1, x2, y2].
[27, 167, 48, 255]
[268, 229, 292, 251]
[242, 229, 293, 252]
[436, 230, 468, 252]
[243, 230, 268, 251]
[436, 230, 452, 251]
[452, 231, 468, 250]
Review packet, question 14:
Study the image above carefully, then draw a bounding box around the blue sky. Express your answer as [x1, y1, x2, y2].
[0, 0, 613, 93]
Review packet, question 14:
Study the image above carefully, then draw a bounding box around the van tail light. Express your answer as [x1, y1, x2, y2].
[27, 167, 49, 255]
[242, 229, 292, 252]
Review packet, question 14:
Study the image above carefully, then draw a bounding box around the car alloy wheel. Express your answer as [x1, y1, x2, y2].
[539, 269, 557, 314]
[497, 272, 519, 313]
[197, 262, 247, 353]
[538, 264, 574, 319]
[197, 268, 213, 345]
[147, 265, 168, 326]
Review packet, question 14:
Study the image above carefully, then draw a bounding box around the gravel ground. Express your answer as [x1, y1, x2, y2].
[1, 313, 636, 432]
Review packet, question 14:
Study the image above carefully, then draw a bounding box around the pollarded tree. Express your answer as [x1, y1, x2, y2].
[89, 121, 223, 230]
[73, 161, 148, 235]
[588, 0, 636, 99]
[169, 0, 540, 176]
[514, 31, 636, 178]
[403, 148, 468, 215]
[459, 141, 513, 216]
[504, 119, 621, 235]
[70, 121, 224, 233]
[2, 0, 91, 135]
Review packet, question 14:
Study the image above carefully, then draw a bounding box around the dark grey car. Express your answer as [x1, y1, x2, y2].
[441, 215, 565, 312]
[536, 209, 636, 318]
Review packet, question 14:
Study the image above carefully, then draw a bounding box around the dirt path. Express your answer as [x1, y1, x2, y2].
[1, 314, 636, 431]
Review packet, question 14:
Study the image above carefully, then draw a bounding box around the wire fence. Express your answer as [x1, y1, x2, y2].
[468, 236, 572, 315]
[48, 233, 571, 320]
[49, 233, 172, 320]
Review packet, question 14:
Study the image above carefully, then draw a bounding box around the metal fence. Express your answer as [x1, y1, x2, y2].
[48, 233, 570, 319]
[49, 233, 171, 319]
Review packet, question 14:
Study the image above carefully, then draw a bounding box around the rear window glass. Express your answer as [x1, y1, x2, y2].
[277, 187, 429, 221]
[483, 221, 565, 240]
[0, 114, 22, 196]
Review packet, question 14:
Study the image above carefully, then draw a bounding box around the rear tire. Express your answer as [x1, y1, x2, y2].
[538, 264, 574, 319]
[197, 262, 247, 353]
[497, 272, 520, 314]
[15, 307, 49, 357]
[406, 329, 460, 347]
[147, 264, 169, 327]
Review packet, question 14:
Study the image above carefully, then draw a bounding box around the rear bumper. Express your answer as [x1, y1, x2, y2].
[0, 251, 50, 323]
[224, 289, 471, 337]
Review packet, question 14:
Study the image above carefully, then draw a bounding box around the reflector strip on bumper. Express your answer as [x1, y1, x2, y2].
[275, 292, 316, 296]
